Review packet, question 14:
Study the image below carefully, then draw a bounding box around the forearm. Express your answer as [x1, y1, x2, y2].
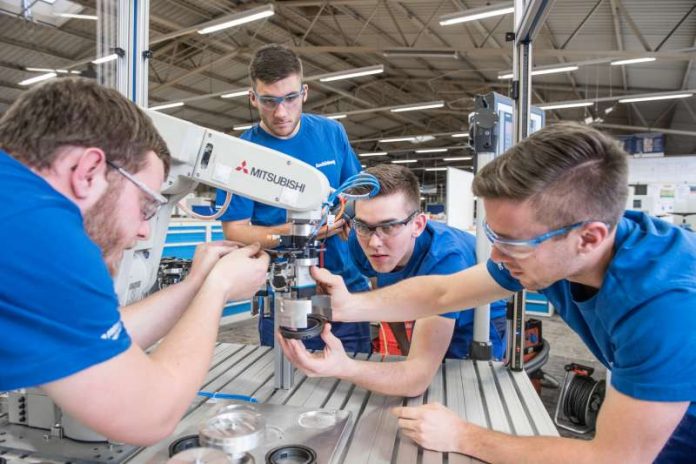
[339, 358, 433, 397]
[141, 281, 227, 420]
[121, 277, 203, 348]
[347, 264, 511, 322]
[461, 424, 616, 464]
[223, 222, 290, 248]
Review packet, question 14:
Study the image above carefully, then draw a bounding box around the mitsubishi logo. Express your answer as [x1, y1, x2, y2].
[235, 160, 249, 174]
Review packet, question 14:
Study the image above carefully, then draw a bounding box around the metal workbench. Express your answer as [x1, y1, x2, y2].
[130, 343, 558, 463]
[0, 343, 557, 463]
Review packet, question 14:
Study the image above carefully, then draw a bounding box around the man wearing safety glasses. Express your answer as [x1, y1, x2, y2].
[312, 123, 696, 463]
[215, 44, 371, 353]
[0, 78, 269, 445]
[278, 165, 506, 397]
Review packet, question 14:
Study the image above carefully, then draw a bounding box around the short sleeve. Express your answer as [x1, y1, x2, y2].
[486, 258, 524, 292]
[610, 289, 696, 403]
[336, 123, 361, 182]
[0, 205, 130, 390]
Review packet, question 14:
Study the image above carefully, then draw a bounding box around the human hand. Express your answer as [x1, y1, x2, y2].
[276, 323, 352, 378]
[316, 218, 348, 240]
[205, 243, 269, 301]
[186, 240, 243, 286]
[309, 267, 358, 321]
[392, 402, 467, 453]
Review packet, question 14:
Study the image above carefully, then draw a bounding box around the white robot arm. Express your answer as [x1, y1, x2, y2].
[113, 111, 331, 305]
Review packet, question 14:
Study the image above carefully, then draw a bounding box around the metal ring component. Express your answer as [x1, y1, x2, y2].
[279, 314, 326, 340]
[265, 444, 317, 464]
[198, 404, 265, 457]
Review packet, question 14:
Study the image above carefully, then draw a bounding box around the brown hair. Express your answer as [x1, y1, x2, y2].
[0, 77, 170, 175]
[472, 122, 628, 228]
[249, 44, 303, 87]
[356, 164, 421, 211]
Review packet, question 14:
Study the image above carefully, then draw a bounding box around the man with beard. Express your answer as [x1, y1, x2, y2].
[214, 44, 371, 353]
[311, 123, 696, 463]
[0, 78, 270, 445]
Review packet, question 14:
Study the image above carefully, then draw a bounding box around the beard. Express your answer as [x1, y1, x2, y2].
[83, 183, 128, 276]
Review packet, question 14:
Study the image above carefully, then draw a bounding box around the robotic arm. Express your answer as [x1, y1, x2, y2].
[113, 110, 331, 308]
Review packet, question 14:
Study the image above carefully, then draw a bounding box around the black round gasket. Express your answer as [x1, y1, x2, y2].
[279, 314, 326, 340]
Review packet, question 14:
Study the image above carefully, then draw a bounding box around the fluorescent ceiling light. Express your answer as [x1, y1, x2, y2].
[498, 65, 579, 80]
[327, 114, 347, 120]
[379, 135, 436, 143]
[318, 65, 384, 82]
[19, 72, 56, 86]
[611, 57, 656, 66]
[426, 167, 448, 171]
[416, 148, 448, 154]
[618, 93, 693, 104]
[391, 101, 444, 113]
[383, 48, 458, 59]
[533, 65, 578, 76]
[392, 159, 418, 164]
[221, 89, 249, 99]
[198, 5, 274, 34]
[358, 152, 388, 157]
[233, 123, 254, 130]
[379, 136, 418, 143]
[150, 102, 184, 111]
[443, 156, 472, 161]
[92, 54, 119, 64]
[57, 13, 98, 20]
[451, 133, 469, 138]
[439, 2, 514, 26]
[26, 67, 70, 74]
[538, 101, 593, 110]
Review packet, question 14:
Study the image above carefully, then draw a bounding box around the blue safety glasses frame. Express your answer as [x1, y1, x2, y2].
[483, 220, 588, 259]
[252, 87, 306, 110]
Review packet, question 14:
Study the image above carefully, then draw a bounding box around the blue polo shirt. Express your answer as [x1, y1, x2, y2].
[0, 150, 131, 391]
[349, 221, 507, 359]
[215, 114, 371, 352]
[487, 210, 696, 417]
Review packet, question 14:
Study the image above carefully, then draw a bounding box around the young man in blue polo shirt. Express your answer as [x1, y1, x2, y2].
[312, 123, 696, 463]
[278, 164, 506, 397]
[215, 44, 371, 353]
[0, 78, 269, 445]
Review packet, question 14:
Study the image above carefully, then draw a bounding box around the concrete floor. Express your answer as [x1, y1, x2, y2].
[218, 312, 607, 440]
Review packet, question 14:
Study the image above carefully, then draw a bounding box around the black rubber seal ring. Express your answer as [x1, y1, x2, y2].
[279, 314, 326, 340]
[265, 444, 317, 464]
[168, 434, 200, 457]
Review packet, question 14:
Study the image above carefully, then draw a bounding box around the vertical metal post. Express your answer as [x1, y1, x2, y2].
[508, 0, 533, 371]
[273, 294, 295, 390]
[506, 0, 556, 370]
[118, 0, 150, 105]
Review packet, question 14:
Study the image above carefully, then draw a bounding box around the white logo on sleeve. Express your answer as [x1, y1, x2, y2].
[101, 321, 124, 340]
[315, 160, 336, 169]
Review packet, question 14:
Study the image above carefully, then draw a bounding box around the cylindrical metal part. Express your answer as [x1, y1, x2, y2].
[198, 405, 264, 458]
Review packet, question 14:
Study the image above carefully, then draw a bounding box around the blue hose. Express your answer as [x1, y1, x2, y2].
[197, 391, 258, 403]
